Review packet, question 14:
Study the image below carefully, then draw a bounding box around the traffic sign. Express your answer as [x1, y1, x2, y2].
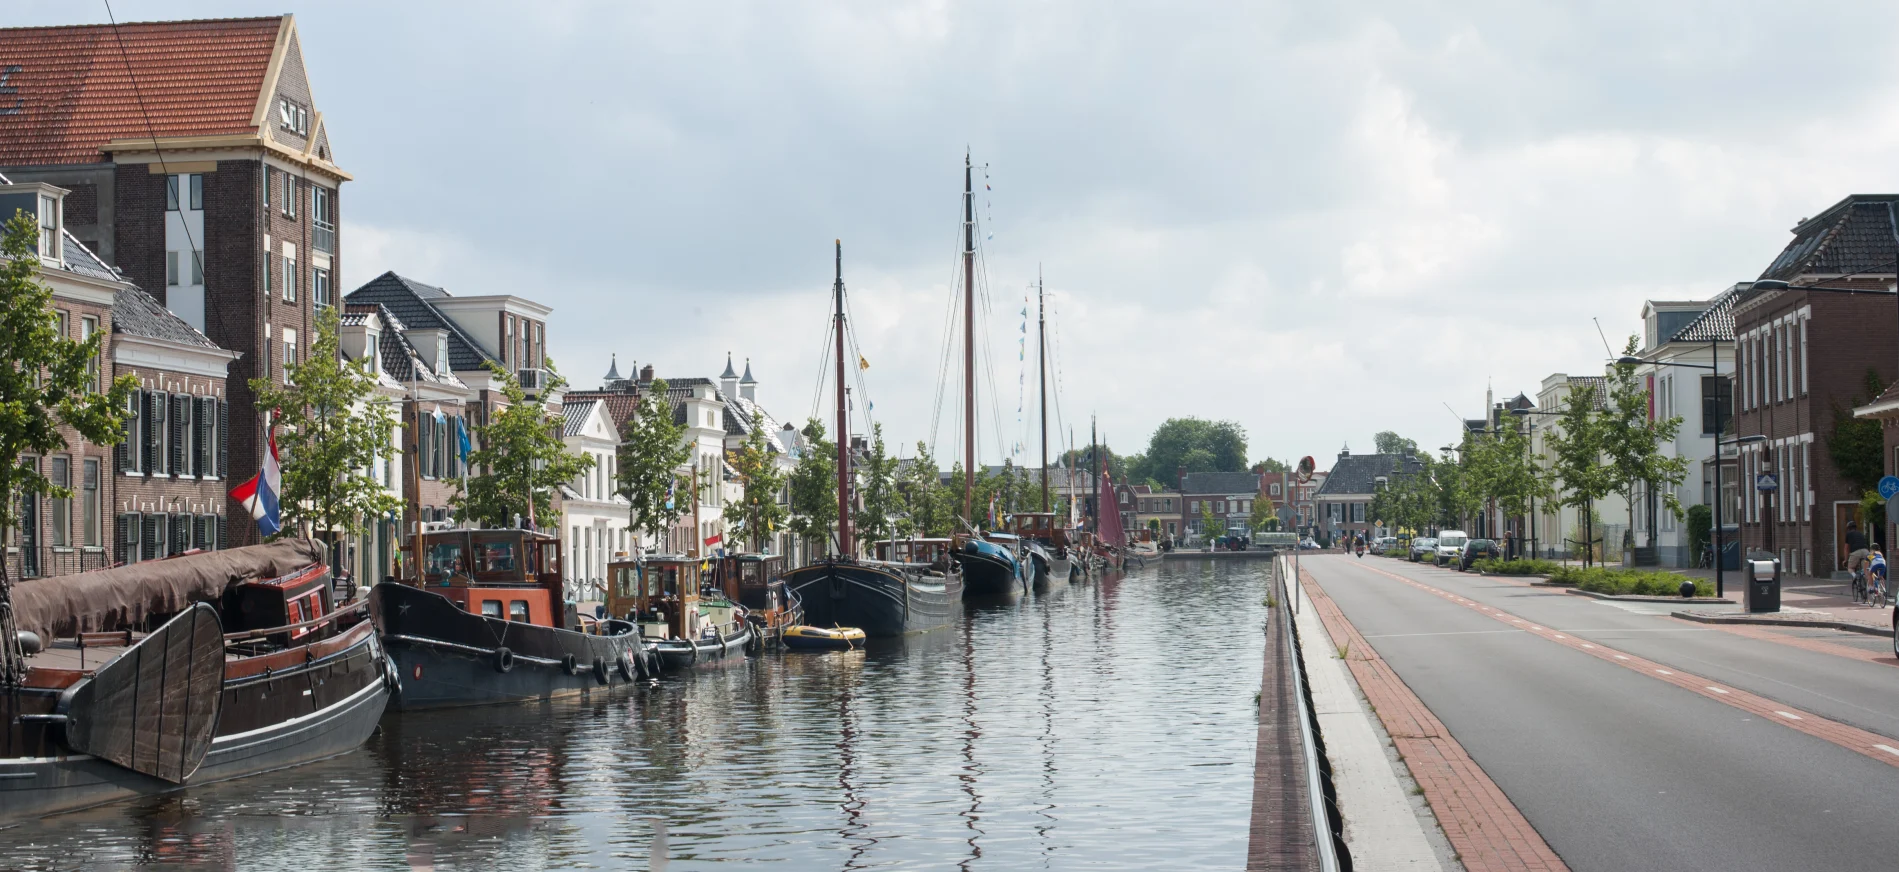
[1879, 475, 1899, 500]
[1755, 473, 1779, 493]
[1888, 493, 1899, 525]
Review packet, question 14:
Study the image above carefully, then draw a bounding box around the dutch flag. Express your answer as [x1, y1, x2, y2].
[228, 423, 283, 537]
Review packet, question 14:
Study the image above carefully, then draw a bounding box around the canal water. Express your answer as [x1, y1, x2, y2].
[0, 559, 1269, 870]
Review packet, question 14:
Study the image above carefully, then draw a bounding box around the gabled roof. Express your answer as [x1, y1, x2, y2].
[344, 271, 498, 373]
[0, 17, 311, 167]
[1314, 454, 1422, 498]
[113, 285, 220, 349]
[1669, 285, 1744, 343]
[562, 399, 601, 437]
[1759, 196, 1899, 282]
[1180, 471, 1260, 494]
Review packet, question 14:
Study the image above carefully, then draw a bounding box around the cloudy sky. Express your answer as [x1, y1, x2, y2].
[25, 1, 1899, 470]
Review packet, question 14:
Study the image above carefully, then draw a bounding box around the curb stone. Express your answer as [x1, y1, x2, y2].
[1671, 610, 1890, 637]
[1563, 588, 1734, 605]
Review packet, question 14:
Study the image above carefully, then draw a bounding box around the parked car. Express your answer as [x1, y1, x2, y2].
[1409, 537, 1438, 562]
[1434, 531, 1469, 565]
[1300, 538, 1321, 550]
[1459, 538, 1501, 570]
[1372, 536, 1398, 553]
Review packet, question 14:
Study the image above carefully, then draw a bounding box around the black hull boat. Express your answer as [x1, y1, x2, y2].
[653, 622, 757, 670]
[782, 559, 961, 637]
[957, 538, 1024, 597]
[1026, 543, 1070, 591]
[371, 582, 652, 711]
[0, 542, 391, 821]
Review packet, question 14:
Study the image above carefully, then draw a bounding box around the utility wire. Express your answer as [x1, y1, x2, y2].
[103, 0, 204, 289]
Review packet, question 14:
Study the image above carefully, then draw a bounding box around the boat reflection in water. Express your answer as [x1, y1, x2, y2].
[783, 546, 962, 638]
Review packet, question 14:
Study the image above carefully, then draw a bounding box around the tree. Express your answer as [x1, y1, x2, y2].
[787, 418, 839, 553]
[455, 362, 592, 529]
[1601, 337, 1689, 550]
[1253, 458, 1291, 474]
[0, 212, 136, 679]
[1199, 502, 1221, 540]
[1546, 382, 1614, 566]
[722, 411, 786, 552]
[1373, 431, 1419, 456]
[854, 424, 902, 548]
[1830, 368, 1887, 495]
[1250, 497, 1278, 531]
[1133, 418, 1247, 484]
[250, 306, 401, 551]
[1466, 419, 1548, 537]
[901, 441, 951, 537]
[618, 378, 693, 552]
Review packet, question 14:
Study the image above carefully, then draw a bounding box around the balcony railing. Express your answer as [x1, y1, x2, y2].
[6, 546, 111, 580]
[313, 220, 336, 255]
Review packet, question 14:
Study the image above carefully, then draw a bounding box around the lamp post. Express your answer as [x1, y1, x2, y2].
[1509, 407, 1562, 561]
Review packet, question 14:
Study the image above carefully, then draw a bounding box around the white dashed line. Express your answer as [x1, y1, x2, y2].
[1531, 626, 1545, 631]
[1582, 643, 1595, 649]
[1707, 687, 1730, 695]
[1554, 635, 1566, 639]
[1776, 711, 1803, 721]
[1656, 669, 1674, 675]
[1615, 655, 1630, 660]
[1875, 744, 1899, 758]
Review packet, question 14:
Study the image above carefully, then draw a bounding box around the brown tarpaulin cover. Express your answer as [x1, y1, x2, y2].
[10, 539, 325, 640]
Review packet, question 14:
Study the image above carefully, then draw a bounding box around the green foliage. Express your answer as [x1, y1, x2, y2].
[1199, 501, 1221, 539]
[1060, 445, 1131, 485]
[1382, 547, 1408, 558]
[616, 378, 692, 547]
[853, 424, 902, 547]
[1470, 558, 1560, 576]
[1373, 431, 1419, 456]
[1830, 369, 1887, 494]
[1548, 565, 1713, 597]
[1685, 504, 1712, 561]
[1545, 379, 1614, 566]
[722, 411, 787, 552]
[787, 418, 838, 551]
[1858, 489, 1886, 532]
[1254, 458, 1291, 474]
[249, 306, 401, 541]
[456, 362, 592, 528]
[1602, 336, 1689, 531]
[0, 212, 137, 603]
[900, 441, 952, 537]
[1250, 497, 1279, 531]
[1465, 419, 1549, 520]
[1133, 418, 1247, 485]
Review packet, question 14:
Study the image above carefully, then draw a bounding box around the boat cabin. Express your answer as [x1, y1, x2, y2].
[1011, 512, 1067, 548]
[715, 554, 785, 611]
[606, 555, 705, 641]
[409, 528, 567, 630]
[872, 538, 956, 573]
[223, 563, 334, 650]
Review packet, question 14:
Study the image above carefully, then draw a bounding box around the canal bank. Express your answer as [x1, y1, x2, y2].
[0, 562, 1274, 870]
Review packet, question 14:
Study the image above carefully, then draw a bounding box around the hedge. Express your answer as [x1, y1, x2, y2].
[1471, 558, 1560, 576]
[1547, 566, 1713, 597]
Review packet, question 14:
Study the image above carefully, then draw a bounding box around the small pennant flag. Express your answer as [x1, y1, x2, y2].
[858, 355, 870, 370]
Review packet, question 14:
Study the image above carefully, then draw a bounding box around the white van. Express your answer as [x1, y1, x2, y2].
[1434, 531, 1469, 565]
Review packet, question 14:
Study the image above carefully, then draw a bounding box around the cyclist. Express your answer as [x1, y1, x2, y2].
[1869, 550, 1889, 606]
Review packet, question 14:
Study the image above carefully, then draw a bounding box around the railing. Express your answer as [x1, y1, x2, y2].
[313, 220, 336, 254]
[5, 546, 110, 580]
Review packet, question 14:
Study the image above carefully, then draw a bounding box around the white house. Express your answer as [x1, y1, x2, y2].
[1628, 289, 1740, 567]
[559, 398, 629, 603]
[1531, 373, 1631, 561]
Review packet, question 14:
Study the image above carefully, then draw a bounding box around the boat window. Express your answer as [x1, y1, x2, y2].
[426, 541, 464, 578]
[509, 600, 530, 622]
[476, 540, 518, 574]
[617, 566, 634, 597]
[480, 600, 502, 618]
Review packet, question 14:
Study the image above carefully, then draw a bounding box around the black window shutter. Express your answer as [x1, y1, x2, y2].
[143, 391, 161, 473]
[141, 514, 160, 560]
[419, 415, 432, 479]
[118, 389, 141, 473]
[217, 515, 228, 551]
[115, 513, 131, 564]
[169, 395, 186, 475]
[171, 514, 188, 554]
[217, 399, 228, 477]
[198, 397, 213, 476]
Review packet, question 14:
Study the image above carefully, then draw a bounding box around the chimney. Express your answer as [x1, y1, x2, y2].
[639, 363, 655, 385]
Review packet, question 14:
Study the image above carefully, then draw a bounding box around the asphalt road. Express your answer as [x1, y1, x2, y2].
[1302, 554, 1899, 872]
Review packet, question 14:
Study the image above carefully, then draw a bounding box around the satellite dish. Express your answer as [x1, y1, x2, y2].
[1295, 456, 1316, 483]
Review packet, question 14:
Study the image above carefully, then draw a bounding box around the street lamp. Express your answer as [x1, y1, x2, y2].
[1509, 406, 1562, 560]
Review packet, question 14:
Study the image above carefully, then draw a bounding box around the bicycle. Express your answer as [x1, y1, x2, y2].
[1852, 567, 1869, 604]
[1871, 573, 1889, 610]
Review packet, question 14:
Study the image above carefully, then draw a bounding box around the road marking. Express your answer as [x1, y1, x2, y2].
[1362, 629, 1525, 639]
[1554, 634, 1566, 639]
[1531, 625, 1545, 631]
[1336, 558, 1899, 771]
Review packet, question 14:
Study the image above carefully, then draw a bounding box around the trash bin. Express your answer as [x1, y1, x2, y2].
[1745, 554, 1780, 613]
[1719, 525, 1741, 571]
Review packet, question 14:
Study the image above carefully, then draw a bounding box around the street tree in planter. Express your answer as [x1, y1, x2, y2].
[787, 418, 839, 554]
[1467, 420, 1549, 555]
[722, 411, 786, 552]
[250, 305, 402, 558]
[901, 441, 951, 537]
[1546, 383, 1614, 567]
[0, 212, 137, 679]
[1602, 338, 1689, 559]
[618, 378, 693, 553]
[455, 362, 592, 529]
[1199, 502, 1221, 543]
[854, 424, 902, 549]
[1250, 496, 1278, 532]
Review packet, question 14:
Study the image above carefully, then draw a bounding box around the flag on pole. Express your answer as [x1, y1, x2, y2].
[454, 415, 471, 463]
[228, 423, 283, 537]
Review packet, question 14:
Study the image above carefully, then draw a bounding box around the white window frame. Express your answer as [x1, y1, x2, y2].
[166, 250, 180, 286]
[1799, 313, 1809, 395]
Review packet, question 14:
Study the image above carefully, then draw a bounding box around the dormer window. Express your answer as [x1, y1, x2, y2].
[435, 340, 447, 374]
[37, 194, 58, 260]
[278, 98, 309, 135]
[364, 335, 379, 372]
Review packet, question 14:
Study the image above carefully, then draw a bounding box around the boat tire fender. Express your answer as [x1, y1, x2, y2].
[593, 658, 610, 685]
[562, 653, 579, 675]
[617, 653, 636, 681]
[744, 628, 763, 657]
[494, 646, 515, 673]
[685, 639, 698, 666]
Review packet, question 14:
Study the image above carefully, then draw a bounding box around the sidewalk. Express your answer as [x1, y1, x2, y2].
[1667, 571, 1892, 634]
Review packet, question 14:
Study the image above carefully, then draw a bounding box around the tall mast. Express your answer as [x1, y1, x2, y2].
[962, 151, 976, 528]
[833, 240, 853, 558]
[1038, 267, 1048, 514]
[1090, 417, 1099, 529]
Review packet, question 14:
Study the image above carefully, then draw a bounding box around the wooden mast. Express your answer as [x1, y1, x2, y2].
[833, 240, 854, 558]
[1039, 268, 1048, 514]
[962, 152, 976, 528]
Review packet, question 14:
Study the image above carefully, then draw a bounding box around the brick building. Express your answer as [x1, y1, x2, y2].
[1178, 471, 1263, 541]
[1734, 195, 1899, 577]
[0, 15, 351, 547]
[1313, 450, 1423, 542]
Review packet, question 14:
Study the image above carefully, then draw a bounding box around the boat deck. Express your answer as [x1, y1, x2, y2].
[27, 634, 247, 672]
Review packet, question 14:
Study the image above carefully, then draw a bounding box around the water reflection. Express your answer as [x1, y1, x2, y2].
[0, 560, 1267, 870]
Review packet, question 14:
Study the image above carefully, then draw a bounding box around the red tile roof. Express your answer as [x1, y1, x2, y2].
[0, 17, 283, 166]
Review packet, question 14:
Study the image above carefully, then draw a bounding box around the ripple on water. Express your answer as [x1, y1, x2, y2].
[0, 560, 1270, 869]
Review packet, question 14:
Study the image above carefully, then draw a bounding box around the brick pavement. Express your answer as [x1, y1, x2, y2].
[1299, 567, 1568, 872]
[1248, 570, 1322, 872]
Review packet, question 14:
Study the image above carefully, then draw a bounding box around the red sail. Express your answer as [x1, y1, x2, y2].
[1097, 472, 1126, 547]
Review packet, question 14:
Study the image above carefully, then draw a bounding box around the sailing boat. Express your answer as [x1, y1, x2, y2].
[949, 153, 1027, 598]
[781, 242, 964, 636]
[1014, 269, 1070, 588]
